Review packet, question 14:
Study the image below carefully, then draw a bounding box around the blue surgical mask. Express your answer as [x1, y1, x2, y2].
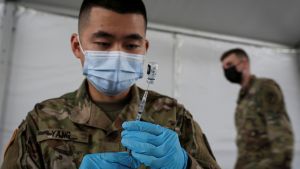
[78, 39, 144, 96]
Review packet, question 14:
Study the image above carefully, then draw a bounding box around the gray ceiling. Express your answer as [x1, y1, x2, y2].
[17, 0, 300, 47]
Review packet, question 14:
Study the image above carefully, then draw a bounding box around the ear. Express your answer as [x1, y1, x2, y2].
[145, 39, 149, 53]
[241, 57, 249, 67]
[71, 33, 84, 65]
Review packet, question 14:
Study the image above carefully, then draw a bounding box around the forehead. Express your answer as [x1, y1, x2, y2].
[83, 7, 146, 36]
[221, 53, 241, 68]
[222, 53, 240, 63]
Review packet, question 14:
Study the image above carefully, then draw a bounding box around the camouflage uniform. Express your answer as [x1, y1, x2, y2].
[1, 80, 220, 169]
[234, 76, 294, 169]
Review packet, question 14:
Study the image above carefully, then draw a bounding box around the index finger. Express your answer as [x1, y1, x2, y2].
[122, 121, 164, 135]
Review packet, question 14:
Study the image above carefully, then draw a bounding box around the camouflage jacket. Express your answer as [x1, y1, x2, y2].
[1, 80, 220, 169]
[234, 76, 294, 169]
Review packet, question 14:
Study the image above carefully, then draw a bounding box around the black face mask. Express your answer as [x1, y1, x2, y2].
[224, 66, 242, 84]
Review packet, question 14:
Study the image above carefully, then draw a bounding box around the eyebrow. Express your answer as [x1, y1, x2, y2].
[92, 31, 114, 39]
[91, 31, 144, 41]
[124, 34, 144, 41]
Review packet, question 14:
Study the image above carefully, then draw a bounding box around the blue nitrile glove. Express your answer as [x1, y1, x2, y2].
[79, 152, 141, 169]
[121, 121, 188, 169]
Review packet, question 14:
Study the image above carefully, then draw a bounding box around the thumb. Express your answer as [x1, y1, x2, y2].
[100, 152, 140, 168]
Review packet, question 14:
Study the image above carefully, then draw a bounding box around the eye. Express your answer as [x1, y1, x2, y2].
[227, 62, 234, 67]
[125, 44, 141, 50]
[95, 42, 111, 48]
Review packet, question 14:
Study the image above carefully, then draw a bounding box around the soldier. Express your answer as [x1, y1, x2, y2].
[1, 0, 221, 169]
[220, 48, 294, 169]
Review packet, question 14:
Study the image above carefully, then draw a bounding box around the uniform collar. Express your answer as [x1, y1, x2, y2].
[69, 80, 110, 130]
[69, 80, 154, 132]
[237, 75, 256, 102]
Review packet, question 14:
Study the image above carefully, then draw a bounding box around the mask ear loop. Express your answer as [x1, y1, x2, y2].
[77, 34, 88, 74]
[77, 34, 85, 54]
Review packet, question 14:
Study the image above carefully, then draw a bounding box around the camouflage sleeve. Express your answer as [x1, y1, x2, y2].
[177, 107, 221, 169]
[254, 81, 294, 168]
[1, 113, 44, 169]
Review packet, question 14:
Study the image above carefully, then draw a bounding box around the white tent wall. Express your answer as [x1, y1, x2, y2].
[0, 5, 299, 169]
[0, 3, 4, 157]
[0, 2, 4, 116]
[0, 2, 18, 161]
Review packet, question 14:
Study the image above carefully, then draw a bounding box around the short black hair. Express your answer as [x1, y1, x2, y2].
[220, 48, 249, 62]
[78, 0, 147, 33]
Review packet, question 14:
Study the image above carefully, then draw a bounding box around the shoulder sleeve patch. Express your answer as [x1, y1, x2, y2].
[263, 83, 282, 105]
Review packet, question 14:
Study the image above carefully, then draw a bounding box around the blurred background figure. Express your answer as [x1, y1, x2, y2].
[220, 48, 294, 169]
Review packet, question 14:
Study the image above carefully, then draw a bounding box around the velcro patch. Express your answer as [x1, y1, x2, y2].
[37, 129, 89, 143]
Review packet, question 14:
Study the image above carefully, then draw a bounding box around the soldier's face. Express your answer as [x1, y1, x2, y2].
[71, 6, 149, 65]
[222, 54, 245, 72]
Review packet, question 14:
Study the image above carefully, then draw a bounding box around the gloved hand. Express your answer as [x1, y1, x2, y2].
[121, 121, 188, 169]
[79, 152, 141, 169]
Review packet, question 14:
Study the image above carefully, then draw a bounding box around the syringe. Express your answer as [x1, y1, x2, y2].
[127, 62, 158, 157]
[136, 62, 158, 121]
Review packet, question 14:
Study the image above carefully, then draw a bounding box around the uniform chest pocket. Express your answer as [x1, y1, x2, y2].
[242, 107, 266, 131]
[236, 100, 264, 129]
[37, 129, 90, 169]
[88, 130, 126, 153]
[239, 112, 268, 147]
